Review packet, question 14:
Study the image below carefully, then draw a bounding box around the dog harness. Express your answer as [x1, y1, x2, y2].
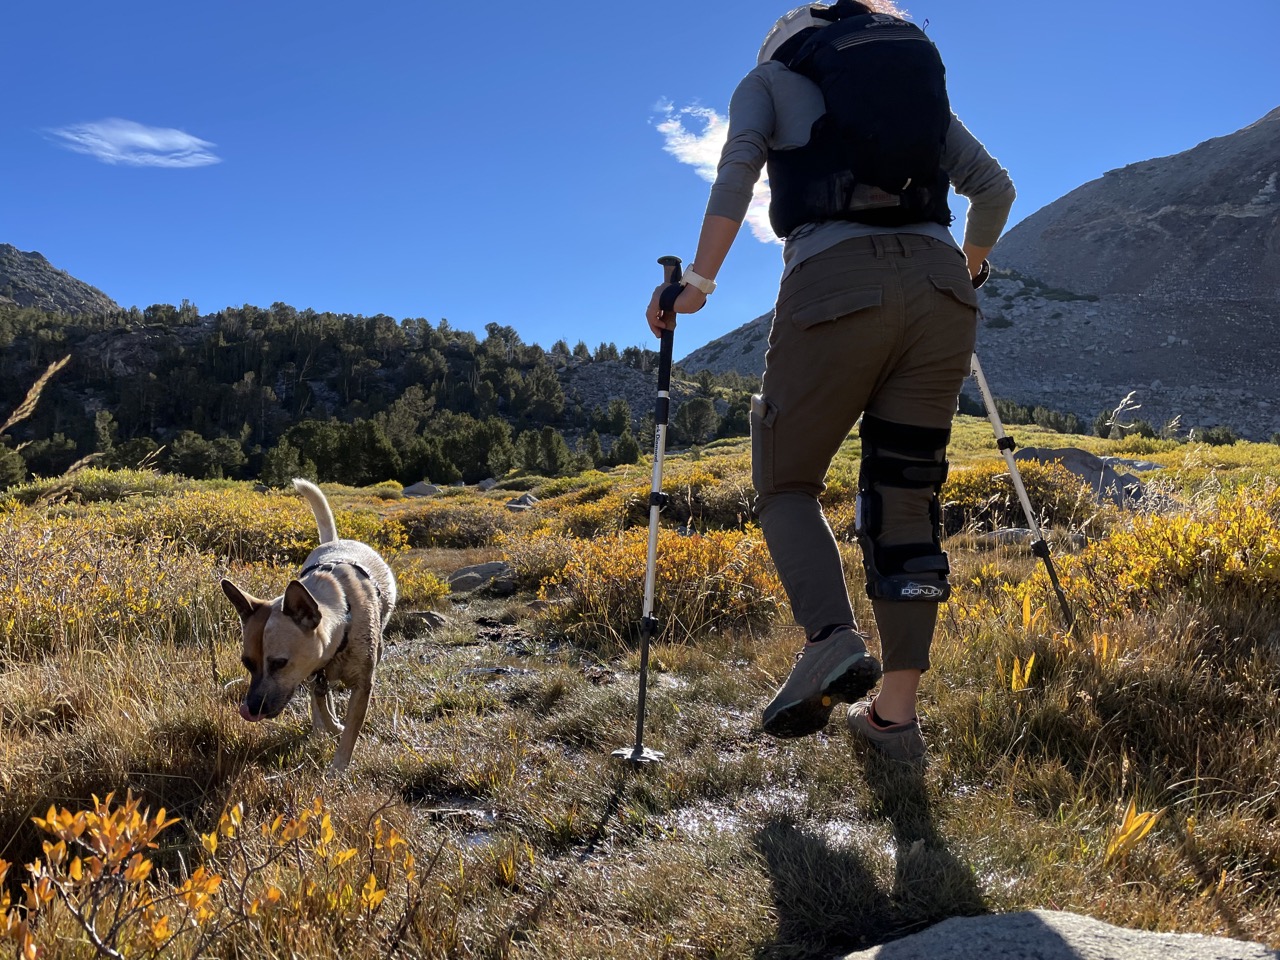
[298, 558, 383, 686]
[298, 558, 385, 600]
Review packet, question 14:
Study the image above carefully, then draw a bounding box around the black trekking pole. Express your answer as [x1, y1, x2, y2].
[969, 261, 1075, 634]
[612, 255, 682, 765]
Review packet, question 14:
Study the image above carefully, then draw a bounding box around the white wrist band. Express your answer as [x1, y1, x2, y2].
[682, 268, 716, 295]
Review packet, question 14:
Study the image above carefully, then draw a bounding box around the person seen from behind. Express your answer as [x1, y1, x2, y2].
[644, 0, 1015, 765]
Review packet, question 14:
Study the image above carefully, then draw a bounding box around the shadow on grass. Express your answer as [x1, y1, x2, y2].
[862, 752, 987, 936]
[753, 753, 987, 959]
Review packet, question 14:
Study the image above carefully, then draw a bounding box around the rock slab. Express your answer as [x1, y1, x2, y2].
[840, 910, 1279, 960]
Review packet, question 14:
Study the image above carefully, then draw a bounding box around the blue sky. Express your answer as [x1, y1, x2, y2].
[5, 2, 1278, 357]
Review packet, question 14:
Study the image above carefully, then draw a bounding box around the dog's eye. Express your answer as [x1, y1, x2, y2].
[241, 656, 256, 673]
[267, 657, 289, 673]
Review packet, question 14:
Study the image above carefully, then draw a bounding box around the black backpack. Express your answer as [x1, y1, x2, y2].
[766, 11, 953, 237]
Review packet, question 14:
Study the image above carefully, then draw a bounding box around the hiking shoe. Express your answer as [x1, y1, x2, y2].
[846, 699, 927, 765]
[761, 629, 882, 738]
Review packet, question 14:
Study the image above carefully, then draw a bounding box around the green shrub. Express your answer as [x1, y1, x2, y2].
[1111, 435, 1182, 457]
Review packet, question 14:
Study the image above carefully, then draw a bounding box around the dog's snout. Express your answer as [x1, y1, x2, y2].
[244, 688, 268, 715]
[243, 684, 278, 720]
[242, 675, 297, 723]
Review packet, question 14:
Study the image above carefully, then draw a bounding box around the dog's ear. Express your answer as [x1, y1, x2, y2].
[221, 579, 265, 621]
[283, 580, 322, 630]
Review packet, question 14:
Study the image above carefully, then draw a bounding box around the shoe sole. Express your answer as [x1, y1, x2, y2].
[762, 654, 883, 739]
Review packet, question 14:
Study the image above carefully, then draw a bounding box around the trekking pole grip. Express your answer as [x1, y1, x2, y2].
[655, 255, 681, 388]
[972, 259, 991, 289]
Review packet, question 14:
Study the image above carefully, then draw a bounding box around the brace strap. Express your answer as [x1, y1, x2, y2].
[860, 455, 948, 488]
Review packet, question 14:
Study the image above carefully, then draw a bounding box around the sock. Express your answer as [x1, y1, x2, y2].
[808, 623, 851, 644]
[870, 700, 914, 729]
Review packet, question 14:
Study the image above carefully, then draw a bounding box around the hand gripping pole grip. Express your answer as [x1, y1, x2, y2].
[653, 255, 681, 411]
[657, 255, 683, 312]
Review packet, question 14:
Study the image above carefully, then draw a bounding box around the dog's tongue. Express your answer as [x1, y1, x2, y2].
[239, 703, 263, 722]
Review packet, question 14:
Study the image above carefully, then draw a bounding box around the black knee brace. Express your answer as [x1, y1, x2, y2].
[855, 415, 951, 602]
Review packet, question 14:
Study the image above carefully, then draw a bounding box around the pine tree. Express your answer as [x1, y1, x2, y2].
[581, 429, 603, 467]
[539, 426, 571, 476]
[611, 428, 641, 466]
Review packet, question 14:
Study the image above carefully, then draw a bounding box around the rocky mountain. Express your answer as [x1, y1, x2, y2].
[993, 107, 1280, 301]
[0, 244, 119, 316]
[560, 357, 700, 430]
[678, 107, 1280, 439]
[678, 311, 773, 381]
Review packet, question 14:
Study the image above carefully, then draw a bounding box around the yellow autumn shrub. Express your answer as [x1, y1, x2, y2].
[1, 466, 193, 505]
[391, 494, 524, 548]
[0, 509, 225, 655]
[941, 459, 1098, 535]
[108, 488, 405, 563]
[500, 525, 581, 589]
[536, 526, 783, 648]
[392, 555, 450, 608]
[2, 792, 428, 958]
[1040, 484, 1280, 619]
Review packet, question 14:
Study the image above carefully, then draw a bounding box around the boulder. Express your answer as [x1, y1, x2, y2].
[974, 527, 1034, 547]
[1013, 446, 1144, 506]
[505, 492, 540, 512]
[405, 610, 449, 630]
[404, 481, 441, 497]
[839, 909, 1280, 959]
[446, 561, 515, 594]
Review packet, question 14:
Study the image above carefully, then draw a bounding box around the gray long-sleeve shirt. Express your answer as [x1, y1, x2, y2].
[707, 60, 1016, 276]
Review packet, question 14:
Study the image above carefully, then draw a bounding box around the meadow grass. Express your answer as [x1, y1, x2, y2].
[3, 416, 1280, 957]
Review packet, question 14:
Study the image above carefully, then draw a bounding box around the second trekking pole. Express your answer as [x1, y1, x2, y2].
[613, 254, 682, 765]
[969, 261, 1075, 633]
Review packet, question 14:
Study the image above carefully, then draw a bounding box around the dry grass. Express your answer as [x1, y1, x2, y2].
[4, 420, 1280, 956]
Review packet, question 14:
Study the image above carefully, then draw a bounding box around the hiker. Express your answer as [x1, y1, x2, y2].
[644, 0, 1015, 764]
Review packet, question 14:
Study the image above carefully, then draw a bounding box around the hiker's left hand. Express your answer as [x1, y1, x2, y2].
[645, 282, 705, 338]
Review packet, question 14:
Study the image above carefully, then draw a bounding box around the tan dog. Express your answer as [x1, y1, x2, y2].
[221, 478, 396, 772]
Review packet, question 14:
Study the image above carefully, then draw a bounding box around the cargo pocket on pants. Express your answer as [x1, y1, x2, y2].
[750, 393, 779, 494]
[786, 285, 883, 331]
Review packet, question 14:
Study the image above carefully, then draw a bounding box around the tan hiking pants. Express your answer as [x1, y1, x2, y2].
[751, 234, 979, 671]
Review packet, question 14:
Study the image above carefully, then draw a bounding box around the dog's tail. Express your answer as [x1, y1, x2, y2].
[293, 478, 339, 543]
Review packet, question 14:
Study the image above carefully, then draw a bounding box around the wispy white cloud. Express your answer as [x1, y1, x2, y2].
[47, 118, 221, 168]
[654, 101, 779, 245]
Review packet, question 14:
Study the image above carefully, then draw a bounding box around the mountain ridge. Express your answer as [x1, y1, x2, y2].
[0, 244, 119, 316]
